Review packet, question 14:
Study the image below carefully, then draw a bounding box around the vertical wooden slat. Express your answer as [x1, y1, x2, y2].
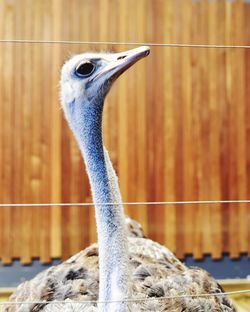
[60, 0, 72, 260]
[191, 0, 203, 259]
[225, 1, 240, 259]
[244, 2, 250, 257]
[0, 0, 3, 262]
[30, 0, 43, 263]
[20, 0, 35, 264]
[154, 2, 165, 245]
[199, 0, 212, 257]
[118, 0, 129, 207]
[172, 0, 185, 258]
[134, 0, 148, 234]
[68, 0, 82, 257]
[40, 0, 53, 263]
[2, 1, 15, 264]
[163, 0, 176, 253]
[232, 0, 248, 256]
[208, 1, 223, 259]
[146, 1, 165, 245]
[50, 0, 62, 259]
[12, 1, 22, 260]
[126, 2, 136, 219]
[180, 0, 194, 257]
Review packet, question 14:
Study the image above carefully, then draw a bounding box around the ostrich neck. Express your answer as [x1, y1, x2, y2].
[72, 101, 129, 311]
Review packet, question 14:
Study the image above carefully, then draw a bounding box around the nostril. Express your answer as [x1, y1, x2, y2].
[117, 55, 126, 60]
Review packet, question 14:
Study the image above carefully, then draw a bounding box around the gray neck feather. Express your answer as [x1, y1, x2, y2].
[66, 99, 129, 312]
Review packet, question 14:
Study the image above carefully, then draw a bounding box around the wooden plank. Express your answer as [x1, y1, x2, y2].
[232, 0, 248, 255]
[220, 1, 230, 256]
[207, 0, 225, 259]
[2, 1, 14, 264]
[225, 1, 240, 259]
[163, 1, 176, 253]
[171, 1, 186, 259]
[152, 2, 165, 246]
[134, 0, 148, 235]
[60, 0, 73, 260]
[190, 0, 203, 259]
[181, 0, 194, 257]
[145, 1, 165, 245]
[12, 1, 23, 260]
[20, 0, 33, 264]
[244, 2, 250, 257]
[50, 0, 62, 259]
[40, 0, 53, 263]
[199, 0, 212, 257]
[117, 0, 129, 211]
[0, 1, 3, 263]
[30, 0, 43, 262]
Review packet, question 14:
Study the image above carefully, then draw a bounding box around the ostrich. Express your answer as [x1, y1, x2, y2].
[5, 46, 235, 312]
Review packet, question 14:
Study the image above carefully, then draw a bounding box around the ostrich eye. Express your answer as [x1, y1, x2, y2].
[75, 61, 95, 77]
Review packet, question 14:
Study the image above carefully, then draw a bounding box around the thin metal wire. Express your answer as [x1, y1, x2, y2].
[0, 39, 250, 48]
[0, 289, 249, 306]
[0, 199, 250, 207]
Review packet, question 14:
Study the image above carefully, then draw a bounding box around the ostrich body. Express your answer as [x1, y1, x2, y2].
[5, 47, 235, 312]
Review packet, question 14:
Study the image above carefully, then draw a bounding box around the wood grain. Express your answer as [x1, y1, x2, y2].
[0, 0, 250, 263]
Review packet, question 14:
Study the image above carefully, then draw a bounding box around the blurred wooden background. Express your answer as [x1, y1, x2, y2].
[0, 0, 250, 264]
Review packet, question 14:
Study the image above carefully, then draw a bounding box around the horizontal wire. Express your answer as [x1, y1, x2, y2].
[0, 289, 249, 306]
[0, 199, 250, 207]
[0, 39, 250, 49]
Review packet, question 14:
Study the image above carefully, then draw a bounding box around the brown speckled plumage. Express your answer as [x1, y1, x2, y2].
[5, 235, 235, 311]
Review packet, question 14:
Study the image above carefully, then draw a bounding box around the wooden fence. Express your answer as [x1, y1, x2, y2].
[0, 0, 250, 264]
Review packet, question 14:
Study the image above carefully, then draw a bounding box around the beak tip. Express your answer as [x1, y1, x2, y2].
[141, 46, 151, 56]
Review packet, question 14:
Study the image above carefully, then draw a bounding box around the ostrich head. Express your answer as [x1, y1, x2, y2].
[60, 46, 150, 130]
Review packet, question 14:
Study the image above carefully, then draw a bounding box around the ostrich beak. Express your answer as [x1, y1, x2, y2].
[90, 46, 150, 83]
